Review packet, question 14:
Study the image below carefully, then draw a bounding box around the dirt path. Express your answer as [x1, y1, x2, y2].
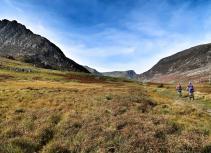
[146, 85, 211, 115]
[166, 88, 211, 115]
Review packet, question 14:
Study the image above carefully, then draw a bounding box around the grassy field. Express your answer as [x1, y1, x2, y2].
[0, 57, 211, 153]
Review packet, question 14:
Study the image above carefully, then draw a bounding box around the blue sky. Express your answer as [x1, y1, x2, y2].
[1, 0, 211, 73]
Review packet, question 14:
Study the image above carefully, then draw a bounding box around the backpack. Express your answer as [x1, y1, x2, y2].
[177, 85, 182, 91]
[189, 85, 194, 93]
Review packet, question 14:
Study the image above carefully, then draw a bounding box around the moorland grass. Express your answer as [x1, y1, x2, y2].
[0, 57, 211, 153]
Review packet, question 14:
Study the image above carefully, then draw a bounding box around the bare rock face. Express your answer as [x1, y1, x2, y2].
[0, 19, 89, 73]
[140, 43, 211, 83]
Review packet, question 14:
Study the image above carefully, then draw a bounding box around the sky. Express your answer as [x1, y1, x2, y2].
[1, 0, 211, 73]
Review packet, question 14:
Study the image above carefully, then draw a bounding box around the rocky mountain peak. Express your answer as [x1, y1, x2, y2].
[0, 19, 89, 73]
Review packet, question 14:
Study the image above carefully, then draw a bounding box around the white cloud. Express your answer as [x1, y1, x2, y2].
[1, 0, 211, 74]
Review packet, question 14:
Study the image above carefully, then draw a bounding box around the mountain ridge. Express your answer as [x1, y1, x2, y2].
[140, 43, 211, 83]
[84, 66, 102, 76]
[0, 19, 89, 73]
[84, 66, 139, 80]
[102, 70, 138, 80]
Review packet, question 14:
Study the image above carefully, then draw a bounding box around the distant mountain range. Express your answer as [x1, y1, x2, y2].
[0, 19, 89, 73]
[86, 43, 211, 82]
[102, 70, 138, 80]
[139, 44, 211, 83]
[0, 19, 210, 82]
[84, 66, 138, 80]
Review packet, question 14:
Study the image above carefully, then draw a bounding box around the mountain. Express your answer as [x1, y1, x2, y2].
[140, 43, 211, 83]
[84, 66, 102, 76]
[84, 65, 138, 80]
[0, 19, 89, 73]
[102, 70, 138, 80]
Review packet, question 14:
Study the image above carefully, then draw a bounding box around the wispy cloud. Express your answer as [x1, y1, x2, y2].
[1, 0, 211, 73]
[3, 0, 23, 12]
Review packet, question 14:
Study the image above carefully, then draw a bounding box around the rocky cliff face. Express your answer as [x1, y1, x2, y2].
[140, 43, 211, 83]
[0, 19, 89, 73]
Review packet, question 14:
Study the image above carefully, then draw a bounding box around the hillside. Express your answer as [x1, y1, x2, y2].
[140, 43, 211, 83]
[84, 66, 102, 76]
[102, 70, 138, 80]
[0, 57, 211, 153]
[84, 66, 139, 80]
[0, 19, 89, 73]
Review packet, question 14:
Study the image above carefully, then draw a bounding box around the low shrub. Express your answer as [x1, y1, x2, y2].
[106, 95, 113, 100]
[42, 142, 71, 153]
[10, 138, 39, 153]
[3, 128, 22, 138]
[202, 145, 211, 153]
[37, 127, 54, 146]
[0, 144, 22, 153]
[15, 108, 25, 113]
[137, 99, 157, 113]
[116, 121, 127, 130]
[167, 122, 182, 134]
[48, 114, 61, 125]
[157, 84, 164, 88]
[154, 130, 166, 140]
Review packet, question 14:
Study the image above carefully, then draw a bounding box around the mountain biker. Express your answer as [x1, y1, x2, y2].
[176, 83, 182, 97]
[187, 82, 195, 100]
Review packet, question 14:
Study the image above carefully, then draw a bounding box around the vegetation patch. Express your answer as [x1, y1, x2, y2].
[0, 57, 210, 152]
[137, 99, 157, 113]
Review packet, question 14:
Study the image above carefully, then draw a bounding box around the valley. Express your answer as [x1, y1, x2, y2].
[0, 19, 211, 153]
[0, 57, 211, 153]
